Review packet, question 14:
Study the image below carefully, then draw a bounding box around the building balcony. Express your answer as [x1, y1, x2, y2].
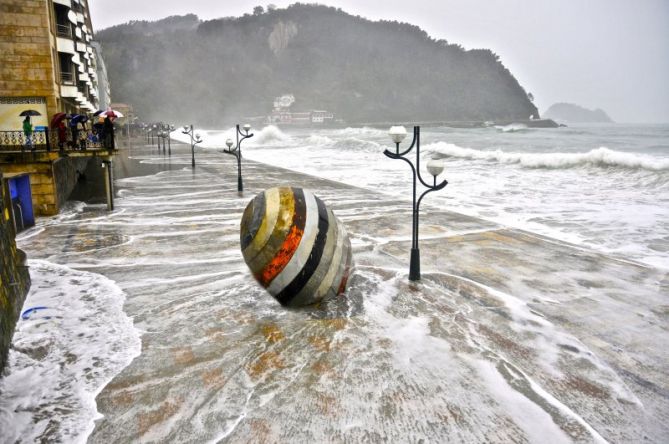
[61, 85, 78, 98]
[56, 36, 75, 55]
[56, 24, 72, 38]
[60, 71, 76, 86]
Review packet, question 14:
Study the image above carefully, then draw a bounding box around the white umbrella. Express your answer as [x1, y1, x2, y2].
[100, 109, 124, 118]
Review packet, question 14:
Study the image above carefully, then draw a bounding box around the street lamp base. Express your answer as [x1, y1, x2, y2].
[409, 248, 421, 281]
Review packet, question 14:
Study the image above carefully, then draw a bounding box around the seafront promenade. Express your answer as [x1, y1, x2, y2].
[5, 139, 668, 442]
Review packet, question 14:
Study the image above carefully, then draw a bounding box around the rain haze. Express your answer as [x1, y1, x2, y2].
[3, 0, 669, 442]
[89, 0, 669, 123]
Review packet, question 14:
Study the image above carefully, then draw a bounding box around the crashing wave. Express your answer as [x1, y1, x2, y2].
[425, 143, 669, 171]
[250, 125, 290, 145]
[305, 134, 335, 146]
[495, 123, 529, 133]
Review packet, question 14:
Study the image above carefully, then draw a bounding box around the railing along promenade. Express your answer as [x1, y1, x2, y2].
[0, 128, 107, 153]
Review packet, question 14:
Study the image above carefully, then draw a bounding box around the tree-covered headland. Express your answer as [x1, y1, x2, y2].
[96, 4, 538, 126]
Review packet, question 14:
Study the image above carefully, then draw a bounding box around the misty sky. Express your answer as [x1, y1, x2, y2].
[89, 0, 669, 123]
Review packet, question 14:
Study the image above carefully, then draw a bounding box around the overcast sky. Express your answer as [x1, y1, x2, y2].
[89, 0, 669, 123]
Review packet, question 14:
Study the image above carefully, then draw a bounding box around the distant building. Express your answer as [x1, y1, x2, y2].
[267, 94, 335, 126]
[0, 0, 107, 130]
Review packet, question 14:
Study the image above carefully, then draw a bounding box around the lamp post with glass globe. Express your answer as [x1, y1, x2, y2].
[224, 124, 254, 192]
[182, 124, 202, 168]
[384, 125, 448, 281]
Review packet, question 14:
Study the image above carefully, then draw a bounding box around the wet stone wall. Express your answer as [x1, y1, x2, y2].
[53, 157, 92, 210]
[0, 171, 31, 373]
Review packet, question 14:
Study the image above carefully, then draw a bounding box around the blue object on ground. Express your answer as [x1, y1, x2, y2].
[21, 306, 49, 320]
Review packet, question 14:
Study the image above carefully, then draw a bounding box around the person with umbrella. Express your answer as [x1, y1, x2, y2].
[69, 114, 88, 150]
[51, 112, 69, 151]
[93, 116, 104, 144]
[100, 108, 122, 150]
[75, 115, 89, 150]
[22, 116, 33, 150]
[57, 120, 67, 150]
[19, 109, 40, 150]
[103, 115, 114, 149]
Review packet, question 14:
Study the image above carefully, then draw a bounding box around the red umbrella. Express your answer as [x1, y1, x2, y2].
[50, 112, 68, 128]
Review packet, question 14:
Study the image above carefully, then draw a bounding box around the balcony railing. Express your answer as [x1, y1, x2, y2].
[0, 130, 50, 152]
[56, 24, 72, 38]
[0, 128, 106, 153]
[60, 71, 76, 85]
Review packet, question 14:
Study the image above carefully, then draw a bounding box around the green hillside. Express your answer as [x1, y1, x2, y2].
[96, 4, 538, 125]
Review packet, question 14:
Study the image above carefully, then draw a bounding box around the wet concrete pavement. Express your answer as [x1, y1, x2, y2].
[18, 139, 669, 442]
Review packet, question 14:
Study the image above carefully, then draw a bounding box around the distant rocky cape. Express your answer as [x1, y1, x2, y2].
[543, 103, 613, 123]
[96, 4, 538, 125]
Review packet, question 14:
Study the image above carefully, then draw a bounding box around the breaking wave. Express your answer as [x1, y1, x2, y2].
[426, 142, 669, 171]
[250, 125, 290, 145]
[305, 134, 335, 146]
[495, 123, 529, 133]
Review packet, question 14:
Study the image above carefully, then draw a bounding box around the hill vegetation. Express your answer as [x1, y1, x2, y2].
[544, 103, 613, 123]
[96, 4, 538, 126]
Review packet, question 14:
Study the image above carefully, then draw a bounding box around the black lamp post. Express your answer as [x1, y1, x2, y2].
[159, 130, 166, 153]
[224, 124, 254, 192]
[167, 124, 174, 155]
[383, 125, 448, 281]
[157, 124, 173, 154]
[182, 124, 202, 168]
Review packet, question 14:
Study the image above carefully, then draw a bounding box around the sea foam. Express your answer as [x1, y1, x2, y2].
[0, 260, 141, 444]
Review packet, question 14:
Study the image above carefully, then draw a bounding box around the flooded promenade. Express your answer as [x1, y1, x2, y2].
[3, 140, 668, 443]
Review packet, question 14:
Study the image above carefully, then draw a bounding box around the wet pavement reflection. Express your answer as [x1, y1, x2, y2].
[15, 140, 669, 443]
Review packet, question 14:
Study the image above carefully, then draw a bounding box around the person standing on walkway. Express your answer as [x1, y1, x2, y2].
[22, 116, 33, 150]
[94, 117, 105, 145]
[77, 120, 87, 150]
[57, 120, 67, 151]
[70, 118, 79, 150]
[103, 116, 114, 150]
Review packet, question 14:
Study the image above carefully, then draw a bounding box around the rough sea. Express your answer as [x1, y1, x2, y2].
[0, 123, 667, 442]
[205, 123, 669, 270]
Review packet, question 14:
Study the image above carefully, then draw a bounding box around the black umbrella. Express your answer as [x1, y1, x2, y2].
[93, 110, 104, 116]
[19, 109, 41, 117]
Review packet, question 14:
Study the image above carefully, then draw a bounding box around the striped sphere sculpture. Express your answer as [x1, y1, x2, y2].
[240, 187, 353, 307]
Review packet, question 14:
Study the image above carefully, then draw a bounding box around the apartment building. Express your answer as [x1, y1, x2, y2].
[0, 0, 106, 131]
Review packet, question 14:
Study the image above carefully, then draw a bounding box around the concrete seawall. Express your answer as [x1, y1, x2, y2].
[0, 151, 109, 216]
[0, 171, 31, 373]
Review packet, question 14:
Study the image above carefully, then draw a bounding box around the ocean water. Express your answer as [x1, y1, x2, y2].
[186, 123, 669, 269]
[1, 124, 666, 442]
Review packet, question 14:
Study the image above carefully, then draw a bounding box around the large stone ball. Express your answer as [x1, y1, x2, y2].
[240, 187, 353, 307]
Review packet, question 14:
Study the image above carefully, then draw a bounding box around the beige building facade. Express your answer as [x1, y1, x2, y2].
[0, 0, 103, 131]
